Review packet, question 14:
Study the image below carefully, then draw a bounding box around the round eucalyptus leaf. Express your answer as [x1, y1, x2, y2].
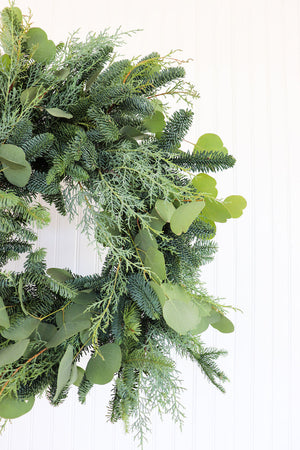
[20, 86, 42, 105]
[86, 343, 122, 385]
[192, 173, 218, 198]
[0, 54, 11, 71]
[161, 283, 200, 334]
[36, 322, 57, 342]
[2, 160, 32, 187]
[56, 303, 92, 328]
[46, 268, 73, 282]
[73, 366, 85, 387]
[149, 208, 166, 232]
[202, 197, 231, 223]
[73, 291, 98, 305]
[0, 395, 35, 419]
[46, 319, 91, 348]
[1, 316, 40, 341]
[149, 281, 166, 307]
[190, 316, 210, 335]
[143, 111, 166, 133]
[144, 247, 166, 282]
[54, 67, 70, 81]
[194, 133, 228, 154]
[32, 39, 56, 63]
[0, 144, 27, 168]
[211, 313, 234, 333]
[223, 195, 247, 218]
[46, 108, 73, 119]
[0, 296, 10, 329]
[134, 228, 158, 256]
[0, 339, 29, 367]
[170, 200, 205, 235]
[155, 199, 175, 223]
[25, 27, 48, 47]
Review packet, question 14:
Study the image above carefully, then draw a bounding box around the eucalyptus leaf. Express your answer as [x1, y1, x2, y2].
[1, 317, 40, 341]
[46, 319, 91, 348]
[155, 199, 176, 222]
[46, 108, 73, 119]
[134, 228, 158, 256]
[149, 208, 166, 232]
[202, 197, 231, 223]
[0, 144, 27, 169]
[192, 173, 218, 198]
[190, 316, 210, 335]
[149, 281, 166, 307]
[56, 303, 92, 328]
[35, 322, 57, 342]
[170, 200, 205, 235]
[194, 133, 228, 155]
[211, 313, 234, 333]
[2, 160, 32, 187]
[0, 54, 11, 71]
[0, 296, 10, 329]
[223, 195, 247, 218]
[53, 344, 74, 401]
[73, 291, 98, 305]
[144, 111, 166, 133]
[54, 67, 70, 81]
[69, 363, 78, 385]
[0, 339, 29, 367]
[144, 247, 166, 282]
[20, 86, 42, 106]
[161, 283, 200, 334]
[85, 343, 122, 385]
[73, 366, 85, 387]
[0, 395, 34, 419]
[46, 268, 73, 282]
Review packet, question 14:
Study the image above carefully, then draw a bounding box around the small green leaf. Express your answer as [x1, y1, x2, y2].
[20, 86, 42, 105]
[25, 27, 48, 46]
[192, 173, 218, 197]
[144, 247, 166, 282]
[223, 195, 247, 218]
[46, 319, 90, 348]
[2, 160, 32, 187]
[149, 281, 166, 307]
[120, 126, 146, 139]
[144, 111, 166, 133]
[30, 38, 56, 63]
[155, 199, 176, 222]
[161, 283, 200, 334]
[46, 268, 73, 282]
[0, 339, 29, 367]
[53, 344, 74, 401]
[0, 54, 11, 71]
[190, 316, 210, 335]
[202, 197, 231, 223]
[73, 291, 98, 305]
[35, 322, 57, 342]
[73, 366, 85, 387]
[56, 304, 92, 328]
[0, 144, 27, 169]
[1, 317, 40, 341]
[46, 108, 73, 119]
[194, 133, 228, 154]
[0, 395, 34, 419]
[211, 313, 234, 333]
[85, 343, 122, 385]
[54, 67, 70, 81]
[170, 200, 205, 235]
[0, 296, 10, 329]
[134, 228, 158, 256]
[148, 208, 166, 232]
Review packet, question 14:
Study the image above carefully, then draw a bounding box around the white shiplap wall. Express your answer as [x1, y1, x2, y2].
[1, 0, 299, 449]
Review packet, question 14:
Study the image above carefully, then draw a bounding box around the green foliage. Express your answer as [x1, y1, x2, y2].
[0, 4, 246, 446]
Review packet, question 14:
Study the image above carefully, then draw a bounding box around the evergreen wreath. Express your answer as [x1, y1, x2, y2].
[0, 3, 247, 445]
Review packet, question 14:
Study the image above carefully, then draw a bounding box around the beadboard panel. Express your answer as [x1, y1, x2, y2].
[1, 0, 299, 449]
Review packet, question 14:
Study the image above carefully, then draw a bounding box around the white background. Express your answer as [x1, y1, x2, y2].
[1, 0, 300, 449]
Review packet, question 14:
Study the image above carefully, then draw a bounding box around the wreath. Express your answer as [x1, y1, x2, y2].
[0, 4, 246, 445]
